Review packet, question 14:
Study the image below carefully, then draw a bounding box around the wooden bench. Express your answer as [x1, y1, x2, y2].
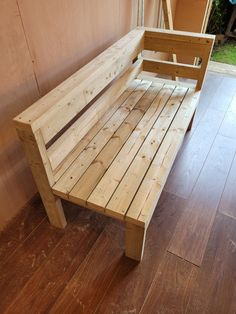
[14, 27, 214, 261]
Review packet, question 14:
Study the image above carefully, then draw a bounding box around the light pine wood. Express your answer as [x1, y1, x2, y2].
[15, 129, 66, 228]
[48, 61, 143, 172]
[15, 28, 213, 260]
[143, 58, 200, 80]
[104, 86, 187, 220]
[68, 82, 163, 205]
[125, 223, 146, 261]
[14, 28, 145, 144]
[52, 80, 151, 196]
[126, 89, 200, 227]
[86, 84, 175, 212]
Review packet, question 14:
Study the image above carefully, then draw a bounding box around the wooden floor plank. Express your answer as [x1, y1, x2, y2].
[4, 208, 106, 314]
[164, 108, 225, 199]
[0, 220, 64, 312]
[168, 134, 236, 266]
[140, 253, 197, 314]
[68, 83, 164, 205]
[0, 196, 45, 269]
[208, 75, 236, 112]
[95, 192, 186, 314]
[53, 80, 151, 195]
[219, 111, 236, 140]
[49, 221, 125, 314]
[218, 153, 236, 219]
[186, 213, 236, 314]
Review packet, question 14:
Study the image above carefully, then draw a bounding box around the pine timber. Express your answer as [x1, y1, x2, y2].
[14, 27, 214, 261]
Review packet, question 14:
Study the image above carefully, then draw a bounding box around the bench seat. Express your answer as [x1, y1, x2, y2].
[52, 78, 200, 228]
[14, 27, 214, 261]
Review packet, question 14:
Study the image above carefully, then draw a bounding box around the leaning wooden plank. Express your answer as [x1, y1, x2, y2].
[105, 86, 188, 220]
[126, 89, 200, 227]
[53, 80, 152, 196]
[53, 79, 141, 182]
[14, 28, 145, 144]
[48, 61, 143, 172]
[143, 58, 200, 80]
[86, 84, 176, 213]
[68, 83, 163, 206]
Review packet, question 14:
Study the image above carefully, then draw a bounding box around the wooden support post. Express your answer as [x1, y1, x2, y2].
[16, 128, 67, 229]
[125, 222, 146, 261]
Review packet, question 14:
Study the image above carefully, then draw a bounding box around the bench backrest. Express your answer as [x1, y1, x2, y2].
[14, 27, 214, 187]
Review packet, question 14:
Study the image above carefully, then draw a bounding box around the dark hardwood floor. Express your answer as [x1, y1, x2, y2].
[1, 71, 236, 313]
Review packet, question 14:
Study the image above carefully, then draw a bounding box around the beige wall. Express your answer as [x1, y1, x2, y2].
[0, 0, 137, 230]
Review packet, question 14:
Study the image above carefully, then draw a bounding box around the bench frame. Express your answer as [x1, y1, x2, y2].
[14, 27, 214, 261]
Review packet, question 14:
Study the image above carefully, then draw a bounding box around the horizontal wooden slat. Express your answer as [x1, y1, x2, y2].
[138, 73, 196, 89]
[52, 80, 151, 196]
[126, 89, 201, 227]
[48, 61, 143, 172]
[68, 82, 164, 206]
[14, 28, 144, 144]
[52, 79, 141, 182]
[103, 86, 188, 220]
[143, 58, 200, 80]
[144, 37, 206, 58]
[144, 27, 215, 44]
[87, 86, 187, 219]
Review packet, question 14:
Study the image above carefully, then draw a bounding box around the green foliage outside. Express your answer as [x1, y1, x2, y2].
[211, 43, 236, 65]
[207, 0, 231, 34]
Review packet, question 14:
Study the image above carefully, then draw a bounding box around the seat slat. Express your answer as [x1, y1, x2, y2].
[52, 80, 151, 195]
[48, 61, 143, 173]
[103, 86, 188, 219]
[85, 84, 178, 215]
[126, 89, 201, 227]
[68, 82, 164, 206]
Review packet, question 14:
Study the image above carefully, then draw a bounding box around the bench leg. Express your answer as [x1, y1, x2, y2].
[41, 193, 67, 229]
[187, 111, 196, 132]
[125, 222, 146, 261]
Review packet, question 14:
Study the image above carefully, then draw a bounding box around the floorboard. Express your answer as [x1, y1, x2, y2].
[219, 154, 236, 219]
[95, 192, 185, 314]
[5, 208, 106, 314]
[186, 213, 236, 314]
[168, 134, 236, 266]
[140, 253, 197, 314]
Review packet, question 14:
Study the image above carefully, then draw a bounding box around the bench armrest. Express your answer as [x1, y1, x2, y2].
[141, 27, 215, 90]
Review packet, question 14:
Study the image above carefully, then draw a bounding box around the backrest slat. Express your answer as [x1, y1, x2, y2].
[15, 28, 144, 145]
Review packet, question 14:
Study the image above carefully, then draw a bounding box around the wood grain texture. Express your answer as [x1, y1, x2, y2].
[49, 221, 125, 314]
[140, 253, 197, 314]
[164, 108, 225, 198]
[95, 192, 186, 314]
[219, 148, 236, 220]
[186, 213, 236, 314]
[168, 135, 236, 266]
[5, 208, 107, 314]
